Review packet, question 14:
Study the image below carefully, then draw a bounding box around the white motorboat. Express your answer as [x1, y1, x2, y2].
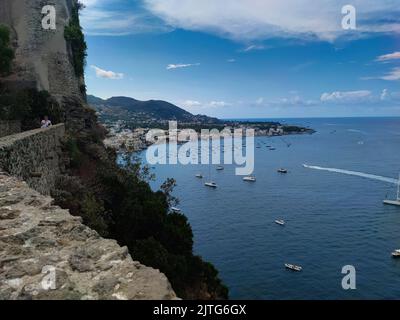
[216, 166, 224, 171]
[285, 263, 302, 272]
[243, 176, 256, 182]
[275, 220, 285, 226]
[195, 173, 203, 178]
[205, 182, 218, 188]
[392, 249, 400, 258]
[384, 173, 400, 206]
[171, 207, 181, 213]
[277, 168, 288, 174]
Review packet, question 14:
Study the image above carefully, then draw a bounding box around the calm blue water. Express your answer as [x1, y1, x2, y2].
[133, 117, 400, 300]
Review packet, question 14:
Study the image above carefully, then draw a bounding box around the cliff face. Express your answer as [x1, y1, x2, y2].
[0, 0, 83, 98]
[0, 174, 177, 300]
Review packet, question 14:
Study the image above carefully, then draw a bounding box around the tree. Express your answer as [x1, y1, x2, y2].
[161, 178, 180, 207]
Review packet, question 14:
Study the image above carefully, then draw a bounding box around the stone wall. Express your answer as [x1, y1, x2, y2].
[0, 174, 177, 300]
[0, 121, 21, 138]
[0, 124, 65, 195]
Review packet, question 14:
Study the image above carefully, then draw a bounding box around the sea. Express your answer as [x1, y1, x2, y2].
[125, 117, 400, 300]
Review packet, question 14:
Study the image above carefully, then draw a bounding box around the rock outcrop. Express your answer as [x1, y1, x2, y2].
[0, 174, 177, 300]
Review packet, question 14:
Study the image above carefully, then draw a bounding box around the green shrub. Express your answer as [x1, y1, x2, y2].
[80, 195, 109, 236]
[0, 87, 63, 128]
[64, 2, 87, 77]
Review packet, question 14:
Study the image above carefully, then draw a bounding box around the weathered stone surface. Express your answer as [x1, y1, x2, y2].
[0, 174, 177, 300]
[0, 124, 65, 195]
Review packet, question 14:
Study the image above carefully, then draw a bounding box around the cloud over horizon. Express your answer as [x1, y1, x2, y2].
[91, 65, 124, 79]
[144, 0, 400, 42]
[166, 63, 200, 70]
[376, 51, 400, 62]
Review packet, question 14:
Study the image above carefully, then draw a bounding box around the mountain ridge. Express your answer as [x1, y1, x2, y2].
[87, 94, 220, 124]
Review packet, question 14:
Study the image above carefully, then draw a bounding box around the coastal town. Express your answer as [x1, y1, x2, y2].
[101, 118, 314, 152]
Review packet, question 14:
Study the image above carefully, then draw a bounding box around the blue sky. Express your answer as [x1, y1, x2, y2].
[80, 0, 400, 118]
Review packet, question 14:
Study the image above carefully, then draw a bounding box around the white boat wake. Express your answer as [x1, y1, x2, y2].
[303, 164, 399, 185]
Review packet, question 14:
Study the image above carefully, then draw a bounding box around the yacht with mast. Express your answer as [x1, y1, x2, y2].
[205, 165, 218, 188]
[384, 173, 400, 206]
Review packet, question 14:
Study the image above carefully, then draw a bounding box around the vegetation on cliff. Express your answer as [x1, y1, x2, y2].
[64, 1, 87, 78]
[0, 25, 14, 76]
[0, 86, 63, 130]
[54, 121, 228, 299]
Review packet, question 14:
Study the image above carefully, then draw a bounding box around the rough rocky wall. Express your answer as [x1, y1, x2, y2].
[0, 124, 65, 195]
[0, 121, 21, 138]
[0, 0, 82, 98]
[0, 174, 177, 300]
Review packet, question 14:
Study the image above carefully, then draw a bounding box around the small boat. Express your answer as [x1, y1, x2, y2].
[275, 220, 285, 226]
[171, 207, 181, 213]
[243, 176, 256, 182]
[205, 182, 218, 188]
[269, 147, 276, 151]
[195, 174, 203, 178]
[392, 249, 400, 258]
[216, 166, 224, 171]
[384, 173, 400, 206]
[285, 263, 302, 272]
[278, 168, 288, 174]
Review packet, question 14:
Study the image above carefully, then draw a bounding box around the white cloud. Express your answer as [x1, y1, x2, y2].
[380, 89, 400, 101]
[181, 100, 230, 111]
[80, 0, 98, 6]
[80, 0, 172, 36]
[376, 51, 400, 62]
[380, 67, 400, 81]
[242, 45, 266, 52]
[255, 97, 264, 105]
[91, 65, 124, 79]
[208, 101, 230, 108]
[381, 89, 389, 100]
[144, 0, 400, 42]
[320, 90, 372, 103]
[166, 63, 200, 70]
[182, 100, 202, 108]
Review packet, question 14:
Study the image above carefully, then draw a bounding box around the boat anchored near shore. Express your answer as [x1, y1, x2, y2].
[392, 249, 400, 258]
[243, 176, 256, 182]
[205, 182, 218, 188]
[285, 264, 302, 272]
